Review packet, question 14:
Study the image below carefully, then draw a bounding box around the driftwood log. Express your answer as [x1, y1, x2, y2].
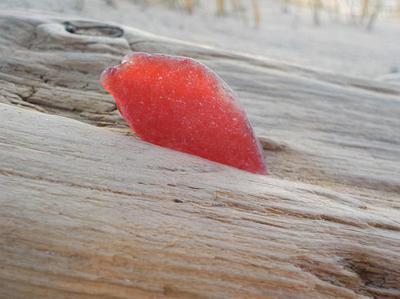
[1, 11, 400, 299]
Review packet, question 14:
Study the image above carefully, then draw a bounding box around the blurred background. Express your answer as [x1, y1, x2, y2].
[2, 0, 399, 81]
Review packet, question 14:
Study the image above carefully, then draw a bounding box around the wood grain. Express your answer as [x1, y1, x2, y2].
[0, 12, 399, 299]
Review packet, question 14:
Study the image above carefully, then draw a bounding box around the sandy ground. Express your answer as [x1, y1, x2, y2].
[1, 0, 399, 80]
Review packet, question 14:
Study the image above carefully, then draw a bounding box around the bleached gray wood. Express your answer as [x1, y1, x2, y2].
[0, 12, 399, 299]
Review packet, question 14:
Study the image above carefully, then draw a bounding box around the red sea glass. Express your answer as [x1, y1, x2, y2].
[101, 52, 267, 174]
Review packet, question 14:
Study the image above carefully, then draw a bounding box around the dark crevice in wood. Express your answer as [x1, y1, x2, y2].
[64, 21, 124, 38]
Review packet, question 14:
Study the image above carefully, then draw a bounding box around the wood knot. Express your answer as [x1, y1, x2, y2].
[339, 249, 400, 297]
[64, 21, 123, 38]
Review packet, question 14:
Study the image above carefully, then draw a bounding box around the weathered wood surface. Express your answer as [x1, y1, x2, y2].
[1, 12, 400, 299]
